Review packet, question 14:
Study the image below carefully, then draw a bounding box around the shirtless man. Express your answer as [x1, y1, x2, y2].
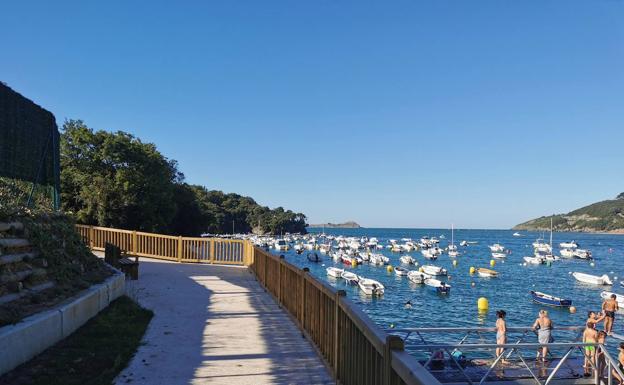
[583, 322, 599, 377]
[532, 310, 553, 362]
[602, 294, 620, 335]
[587, 310, 605, 326]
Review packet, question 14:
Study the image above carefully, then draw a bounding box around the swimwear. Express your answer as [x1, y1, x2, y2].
[497, 331, 505, 341]
[605, 310, 615, 319]
[585, 346, 595, 353]
[537, 327, 552, 344]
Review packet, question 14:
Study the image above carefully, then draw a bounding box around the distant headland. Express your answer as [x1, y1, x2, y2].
[308, 221, 361, 229]
[513, 192, 624, 233]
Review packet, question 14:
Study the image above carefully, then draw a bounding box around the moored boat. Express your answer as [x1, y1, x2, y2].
[341, 271, 359, 285]
[476, 268, 498, 278]
[358, 278, 385, 296]
[425, 278, 451, 294]
[530, 290, 572, 307]
[524, 256, 544, 265]
[407, 271, 430, 284]
[421, 265, 447, 276]
[489, 244, 505, 253]
[394, 266, 409, 276]
[326, 267, 344, 278]
[572, 272, 612, 285]
[421, 249, 438, 260]
[491, 252, 506, 259]
[399, 255, 416, 265]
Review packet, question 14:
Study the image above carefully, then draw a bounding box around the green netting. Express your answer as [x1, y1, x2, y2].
[0, 82, 60, 209]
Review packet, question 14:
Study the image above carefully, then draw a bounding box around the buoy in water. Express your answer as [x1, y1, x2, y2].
[490, 259, 495, 267]
[469, 266, 475, 274]
[471, 282, 476, 287]
[387, 265, 394, 272]
[351, 260, 357, 267]
[569, 306, 577, 314]
[478, 297, 489, 311]
[590, 262, 595, 267]
[452, 260, 458, 267]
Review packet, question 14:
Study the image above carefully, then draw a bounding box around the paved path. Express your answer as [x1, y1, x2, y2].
[113, 257, 333, 385]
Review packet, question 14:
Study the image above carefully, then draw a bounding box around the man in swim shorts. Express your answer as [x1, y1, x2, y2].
[532, 310, 553, 362]
[602, 294, 619, 335]
[583, 322, 598, 377]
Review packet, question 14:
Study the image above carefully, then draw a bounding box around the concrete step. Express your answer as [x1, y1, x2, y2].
[0, 222, 24, 233]
[0, 252, 37, 266]
[0, 281, 55, 305]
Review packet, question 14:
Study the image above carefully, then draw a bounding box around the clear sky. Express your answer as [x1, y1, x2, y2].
[2, 1, 623, 229]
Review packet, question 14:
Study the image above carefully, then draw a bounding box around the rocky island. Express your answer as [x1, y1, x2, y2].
[308, 221, 361, 229]
[513, 193, 624, 233]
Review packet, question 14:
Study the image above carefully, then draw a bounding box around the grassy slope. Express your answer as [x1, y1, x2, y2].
[514, 198, 624, 232]
[0, 296, 153, 385]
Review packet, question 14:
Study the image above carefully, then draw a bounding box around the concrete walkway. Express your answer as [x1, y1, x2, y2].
[114, 257, 333, 385]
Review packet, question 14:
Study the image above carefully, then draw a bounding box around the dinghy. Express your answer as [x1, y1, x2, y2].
[407, 271, 430, 284]
[421, 249, 438, 260]
[421, 265, 447, 276]
[369, 254, 389, 266]
[491, 252, 506, 259]
[307, 253, 321, 262]
[489, 244, 505, 253]
[341, 271, 359, 285]
[530, 290, 572, 307]
[394, 266, 409, 277]
[572, 272, 613, 285]
[524, 256, 544, 265]
[600, 291, 624, 308]
[326, 267, 344, 278]
[358, 278, 385, 296]
[476, 268, 498, 278]
[399, 255, 416, 265]
[425, 278, 451, 294]
[448, 250, 459, 257]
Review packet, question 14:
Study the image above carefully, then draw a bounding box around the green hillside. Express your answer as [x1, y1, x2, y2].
[513, 193, 624, 232]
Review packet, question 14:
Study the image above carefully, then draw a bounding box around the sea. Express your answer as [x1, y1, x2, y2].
[270, 228, 624, 357]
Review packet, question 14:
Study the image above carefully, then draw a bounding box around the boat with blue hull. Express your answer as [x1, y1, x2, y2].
[530, 290, 572, 307]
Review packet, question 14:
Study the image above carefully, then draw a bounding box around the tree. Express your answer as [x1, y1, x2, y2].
[617, 192, 624, 200]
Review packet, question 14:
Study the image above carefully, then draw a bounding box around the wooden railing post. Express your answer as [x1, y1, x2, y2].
[384, 335, 404, 385]
[209, 239, 215, 264]
[278, 255, 284, 305]
[334, 290, 346, 376]
[301, 267, 309, 334]
[132, 231, 137, 254]
[89, 226, 94, 249]
[177, 236, 182, 263]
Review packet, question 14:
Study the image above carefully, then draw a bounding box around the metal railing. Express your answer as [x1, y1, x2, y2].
[75, 225, 252, 265]
[389, 326, 624, 385]
[249, 247, 441, 385]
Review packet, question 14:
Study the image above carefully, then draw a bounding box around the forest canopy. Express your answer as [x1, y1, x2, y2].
[60, 120, 307, 235]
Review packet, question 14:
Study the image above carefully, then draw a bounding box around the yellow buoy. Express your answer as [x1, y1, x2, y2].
[419, 267, 424, 273]
[469, 266, 475, 274]
[452, 260, 458, 267]
[569, 306, 577, 314]
[351, 259, 357, 267]
[478, 297, 489, 311]
[490, 259, 496, 267]
[387, 265, 394, 272]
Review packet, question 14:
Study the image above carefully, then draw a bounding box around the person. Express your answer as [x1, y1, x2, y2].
[495, 310, 508, 362]
[583, 322, 598, 377]
[595, 330, 607, 381]
[612, 342, 624, 384]
[532, 310, 552, 362]
[586, 310, 605, 327]
[602, 294, 619, 335]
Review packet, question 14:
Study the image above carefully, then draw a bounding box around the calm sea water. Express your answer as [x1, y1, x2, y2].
[272, 228, 624, 354]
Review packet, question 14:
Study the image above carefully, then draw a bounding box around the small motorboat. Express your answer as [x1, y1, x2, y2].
[513, 232, 522, 237]
[326, 267, 344, 278]
[307, 253, 321, 262]
[574, 249, 592, 259]
[560, 241, 578, 249]
[425, 278, 451, 294]
[421, 249, 438, 260]
[358, 252, 371, 262]
[523, 256, 544, 265]
[369, 254, 389, 266]
[358, 278, 385, 296]
[394, 266, 409, 277]
[407, 271, 430, 284]
[460, 240, 468, 247]
[530, 290, 572, 307]
[572, 272, 613, 285]
[600, 291, 624, 308]
[476, 268, 498, 278]
[448, 250, 459, 257]
[489, 244, 505, 253]
[399, 255, 416, 265]
[421, 265, 447, 276]
[341, 255, 361, 266]
[491, 252, 506, 259]
[341, 271, 359, 285]
[560, 249, 576, 258]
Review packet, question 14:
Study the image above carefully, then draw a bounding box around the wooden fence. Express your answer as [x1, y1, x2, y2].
[249, 247, 440, 385]
[75, 225, 251, 265]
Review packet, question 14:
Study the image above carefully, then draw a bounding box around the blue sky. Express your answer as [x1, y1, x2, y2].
[2, 1, 623, 228]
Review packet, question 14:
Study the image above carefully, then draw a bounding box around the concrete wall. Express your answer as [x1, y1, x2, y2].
[0, 272, 126, 375]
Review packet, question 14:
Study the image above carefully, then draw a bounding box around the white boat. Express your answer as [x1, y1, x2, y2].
[294, 243, 304, 252]
[407, 271, 430, 284]
[560, 241, 578, 249]
[369, 253, 389, 266]
[304, 242, 315, 250]
[600, 291, 624, 308]
[572, 272, 613, 285]
[394, 266, 409, 276]
[430, 246, 442, 256]
[421, 248, 438, 260]
[358, 252, 371, 262]
[560, 249, 576, 258]
[460, 240, 468, 247]
[524, 256, 544, 265]
[326, 267, 344, 278]
[448, 224, 457, 253]
[533, 239, 552, 254]
[421, 265, 447, 276]
[513, 232, 522, 237]
[399, 255, 416, 265]
[491, 252, 506, 259]
[574, 249, 592, 259]
[448, 250, 459, 257]
[489, 244, 505, 253]
[476, 268, 498, 278]
[425, 278, 451, 294]
[274, 239, 289, 251]
[341, 271, 359, 285]
[358, 278, 385, 296]
[319, 244, 332, 254]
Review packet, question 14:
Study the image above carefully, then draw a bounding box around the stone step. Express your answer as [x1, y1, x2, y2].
[0, 238, 30, 249]
[0, 222, 24, 233]
[0, 281, 55, 305]
[0, 268, 46, 285]
[0, 252, 37, 266]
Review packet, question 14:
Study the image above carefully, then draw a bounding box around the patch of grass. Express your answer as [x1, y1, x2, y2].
[0, 296, 153, 385]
